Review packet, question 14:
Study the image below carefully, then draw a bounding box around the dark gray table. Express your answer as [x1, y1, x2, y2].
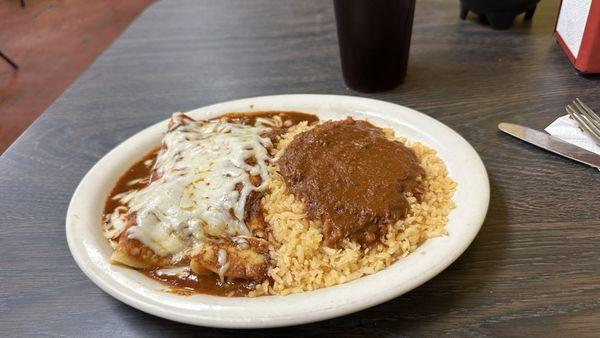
[2, 0, 599, 336]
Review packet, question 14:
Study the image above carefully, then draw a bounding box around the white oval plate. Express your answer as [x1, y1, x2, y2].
[66, 94, 489, 328]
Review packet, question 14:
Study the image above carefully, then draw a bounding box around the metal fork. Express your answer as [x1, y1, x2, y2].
[565, 98, 600, 146]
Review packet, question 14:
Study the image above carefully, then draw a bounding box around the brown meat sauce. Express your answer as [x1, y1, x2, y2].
[278, 118, 425, 248]
[102, 111, 317, 296]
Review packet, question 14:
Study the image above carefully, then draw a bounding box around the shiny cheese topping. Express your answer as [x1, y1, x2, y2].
[113, 114, 273, 261]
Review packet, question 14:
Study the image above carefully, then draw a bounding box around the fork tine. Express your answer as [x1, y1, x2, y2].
[567, 105, 600, 140]
[575, 98, 600, 124]
[567, 106, 600, 141]
[566, 105, 600, 146]
[573, 99, 600, 135]
[566, 105, 585, 130]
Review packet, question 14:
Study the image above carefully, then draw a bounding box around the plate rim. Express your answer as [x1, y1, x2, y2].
[66, 94, 489, 328]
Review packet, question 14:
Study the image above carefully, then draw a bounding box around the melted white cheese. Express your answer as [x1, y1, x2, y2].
[217, 248, 229, 283]
[104, 206, 128, 241]
[114, 114, 273, 260]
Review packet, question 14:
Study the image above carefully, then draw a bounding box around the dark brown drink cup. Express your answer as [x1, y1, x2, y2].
[333, 0, 416, 93]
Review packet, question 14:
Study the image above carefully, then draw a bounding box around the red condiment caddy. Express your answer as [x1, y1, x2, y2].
[555, 0, 600, 73]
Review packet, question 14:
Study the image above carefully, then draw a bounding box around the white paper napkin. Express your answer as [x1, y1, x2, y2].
[545, 115, 600, 155]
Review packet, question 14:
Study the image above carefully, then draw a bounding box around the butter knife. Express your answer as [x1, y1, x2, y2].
[498, 122, 600, 169]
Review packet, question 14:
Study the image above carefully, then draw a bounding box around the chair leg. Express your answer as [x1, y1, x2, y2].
[21, 0, 26, 8]
[524, 5, 537, 20]
[0, 50, 19, 69]
[460, 2, 469, 20]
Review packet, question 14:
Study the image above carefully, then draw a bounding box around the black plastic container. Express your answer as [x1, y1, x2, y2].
[460, 0, 541, 30]
[333, 0, 416, 93]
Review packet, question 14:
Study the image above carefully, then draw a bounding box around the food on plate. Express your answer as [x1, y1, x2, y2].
[102, 111, 455, 296]
[278, 118, 425, 248]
